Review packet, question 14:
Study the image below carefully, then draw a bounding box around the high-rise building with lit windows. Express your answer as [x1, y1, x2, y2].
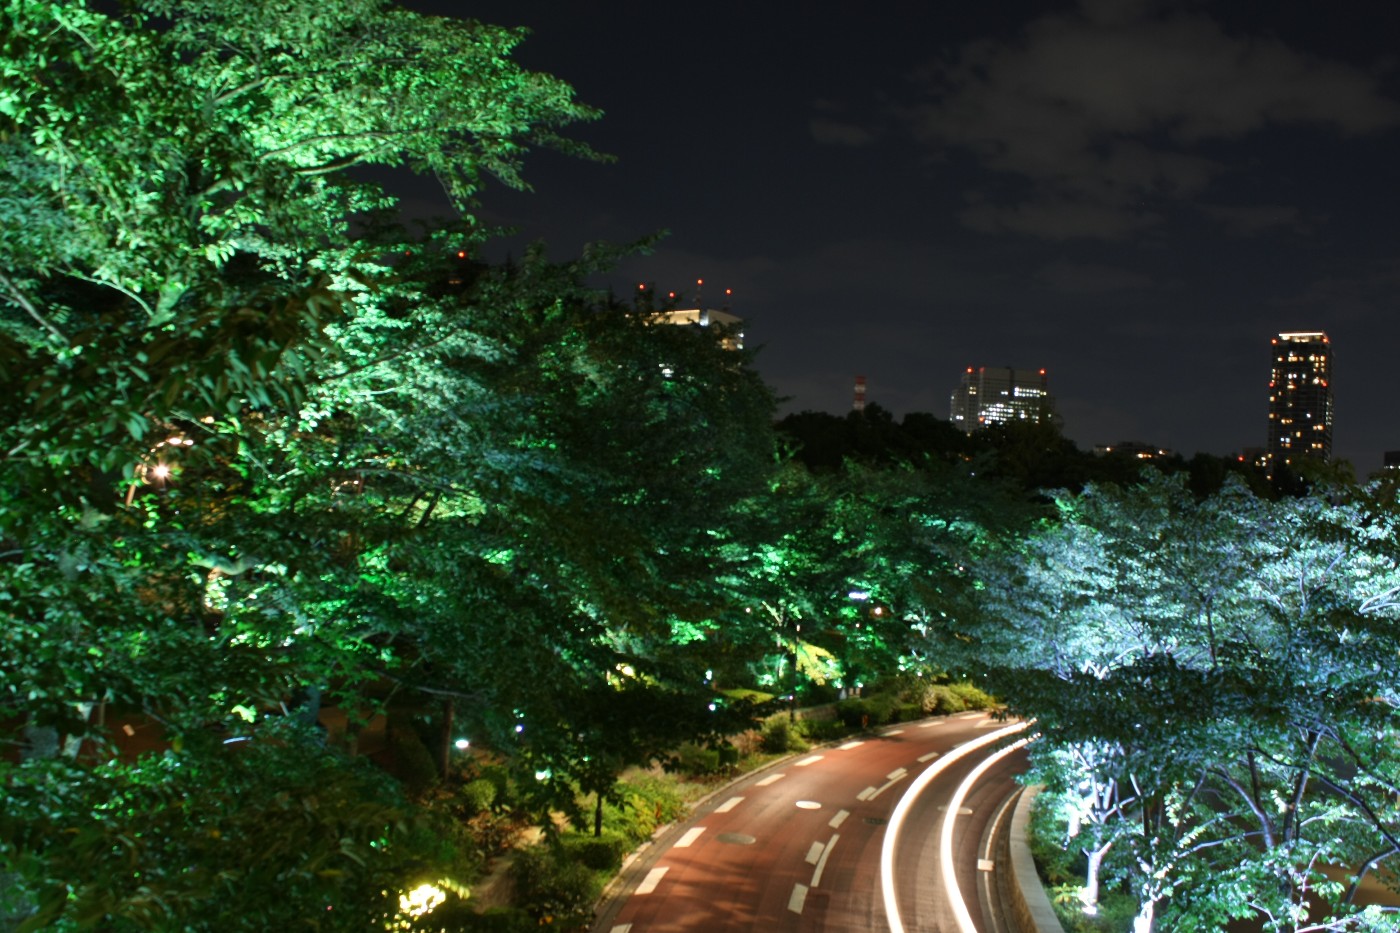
[1266, 331, 1333, 473]
[950, 366, 1052, 433]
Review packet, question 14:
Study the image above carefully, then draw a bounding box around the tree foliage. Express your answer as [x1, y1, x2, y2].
[982, 472, 1400, 931]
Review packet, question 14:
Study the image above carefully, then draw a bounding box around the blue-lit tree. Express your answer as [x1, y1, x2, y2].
[984, 472, 1400, 931]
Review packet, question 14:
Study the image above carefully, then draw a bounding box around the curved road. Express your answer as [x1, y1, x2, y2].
[593, 711, 1030, 933]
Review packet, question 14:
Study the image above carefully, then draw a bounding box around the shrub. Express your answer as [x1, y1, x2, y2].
[730, 729, 765, 757]
[466, 811, 519, 856]
[597, 775, 687, 845]
[922, 685, 967, 715]
[428, 906, 537, 932]
[893, 702, 922, 723]
[474, 762, 515, 810]
[459, 778, 498, 815]
[510, 846, 601, 925]
[796, 718, 848, 742]
[833, 699, 868, 729]
[947, 682, 995, 710]
[560, 831, 631, 871]
[671, 743, 721, 776]
[760, 718, 808, 753]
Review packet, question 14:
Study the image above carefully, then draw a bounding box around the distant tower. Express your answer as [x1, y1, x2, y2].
[950, 366, 1051, 433]
[853, 375, 867, 413]
[1266, 331, 1333, 473]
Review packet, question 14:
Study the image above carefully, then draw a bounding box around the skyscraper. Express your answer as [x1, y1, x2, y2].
[1266, 331, 1333, 472]
[950, 366, 1052, 433]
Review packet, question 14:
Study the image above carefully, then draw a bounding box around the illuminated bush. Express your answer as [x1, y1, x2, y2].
[560, 832, 631, 871]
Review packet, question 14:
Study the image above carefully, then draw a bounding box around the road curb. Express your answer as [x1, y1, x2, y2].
[1008, 784, 1067, 933]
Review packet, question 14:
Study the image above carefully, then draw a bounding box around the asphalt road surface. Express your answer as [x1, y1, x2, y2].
[593, 711, 1030, 933]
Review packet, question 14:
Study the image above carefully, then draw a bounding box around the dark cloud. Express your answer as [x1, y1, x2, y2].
[961, 192, 1161, 240]
[1036, 260, 1154, 293]
[809, 117, 876, 147]
[902, 3, 1400, 239]
[1200, 203, 1308, 236]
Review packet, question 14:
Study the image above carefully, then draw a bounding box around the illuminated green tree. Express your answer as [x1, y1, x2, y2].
[0, 0, 607, 927]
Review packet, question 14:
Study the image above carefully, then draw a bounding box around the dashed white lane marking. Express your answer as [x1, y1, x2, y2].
[812, 834, 839, 887]
[610, 925, 632, 933]
[977, 719, 1006, 728]
[756, 773, 785, 786]
[795, 755, 824, 767]
[636, 867, 668, 894]
[675, 827, 705, 848]
[957, 711, 984, 720]
[838, 740, 865, 750]
[806, 841, 825, 864]
[884, 728, 905, 735]
[829, 809, 850, 828]
[917, 721, 942, 729]
[978, 858, 995, 871]
[862, 768, 911, 802]
[715, 796, 744, 813]
[796, 800, 822, 809]
[788, 883, 809, 913]
[917, 751, 941, 762]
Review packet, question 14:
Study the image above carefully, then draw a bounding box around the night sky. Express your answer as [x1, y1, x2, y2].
[410, 1, 1400, 471]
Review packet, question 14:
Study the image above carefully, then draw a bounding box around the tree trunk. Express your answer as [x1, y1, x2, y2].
[1133, 899, 1154, 933]
[594, 793, 604, 838]
[1083, 840, 1112, 910]
[437, 697, 454, 779]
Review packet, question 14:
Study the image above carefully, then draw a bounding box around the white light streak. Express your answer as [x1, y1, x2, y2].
[880, 721, 1029, 933]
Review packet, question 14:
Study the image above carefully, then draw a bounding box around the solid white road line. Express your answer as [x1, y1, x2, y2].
[715, 796, 744, 813]
[788, 883, 809, 913]
[756, 773, 785, 786]
[674, 827, 705, 848]
[829, 809, 850, 828]
[880, 721, 1030, 933]
[636, 867, 668, 895]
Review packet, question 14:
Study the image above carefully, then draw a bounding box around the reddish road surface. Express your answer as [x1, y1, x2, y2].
[593, 711, 1030, 933]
